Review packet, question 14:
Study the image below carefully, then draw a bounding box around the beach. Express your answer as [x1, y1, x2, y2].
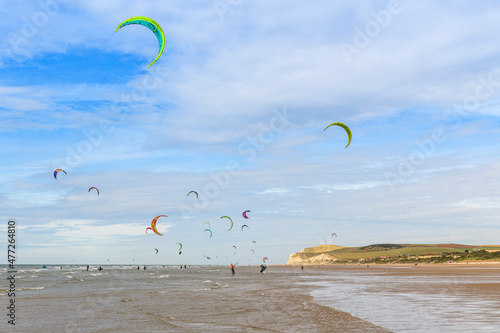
[2, 264, 499, 332]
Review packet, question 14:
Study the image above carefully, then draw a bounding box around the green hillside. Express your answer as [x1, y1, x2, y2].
[295, 243, 500, 264]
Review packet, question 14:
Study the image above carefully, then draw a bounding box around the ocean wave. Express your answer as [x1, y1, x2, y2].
[156, 275, 170, 278]
[153, 288, 212, 294]
[18, 287, 45, 291]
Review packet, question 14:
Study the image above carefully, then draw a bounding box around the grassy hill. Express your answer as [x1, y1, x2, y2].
[287, 243, 500, 265]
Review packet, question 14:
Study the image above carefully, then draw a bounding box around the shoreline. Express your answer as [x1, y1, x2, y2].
[281, 261, 500, 269]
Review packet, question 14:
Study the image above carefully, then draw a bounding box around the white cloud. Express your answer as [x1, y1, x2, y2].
[306, 181, 385, 192]
[21, 219, 172, 241]
[454, 197, 500, 209]
[257, 187, 296, 196]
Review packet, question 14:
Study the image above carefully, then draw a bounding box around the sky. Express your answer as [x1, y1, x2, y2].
[1, 0, 500, 265]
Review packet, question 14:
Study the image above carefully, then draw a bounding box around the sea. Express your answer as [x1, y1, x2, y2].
[1, 264, 499, 332]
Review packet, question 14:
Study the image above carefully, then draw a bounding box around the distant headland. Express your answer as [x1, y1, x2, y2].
[286, 243, 500, 265]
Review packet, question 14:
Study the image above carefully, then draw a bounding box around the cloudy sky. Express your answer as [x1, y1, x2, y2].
[1, 0, 500, 265]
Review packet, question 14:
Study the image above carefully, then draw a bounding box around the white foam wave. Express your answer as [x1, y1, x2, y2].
[19, 287, 45, 291]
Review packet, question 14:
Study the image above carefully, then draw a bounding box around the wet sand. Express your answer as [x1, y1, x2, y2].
[295, 264, 500, 332]
[291, 263, 500, 299]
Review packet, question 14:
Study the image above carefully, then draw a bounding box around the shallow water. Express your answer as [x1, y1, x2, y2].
[303, 266, 500, 333]
[1, 265, 389, 332]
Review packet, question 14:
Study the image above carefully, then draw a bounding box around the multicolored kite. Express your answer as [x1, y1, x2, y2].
[54, 169, 66, 179]
[116, 16, 165, 68]
[146, 215, 167, 236]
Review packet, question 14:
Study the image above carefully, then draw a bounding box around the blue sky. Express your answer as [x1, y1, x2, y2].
[2, 0, 500, 265]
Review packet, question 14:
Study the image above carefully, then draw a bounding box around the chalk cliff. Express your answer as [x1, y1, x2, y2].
[286, 245, 342, 265]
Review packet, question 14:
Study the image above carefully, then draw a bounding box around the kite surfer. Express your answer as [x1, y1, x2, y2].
[260, 264, 267, 273]
[87, 265, 89, 271]
[230, 263, 235, 276]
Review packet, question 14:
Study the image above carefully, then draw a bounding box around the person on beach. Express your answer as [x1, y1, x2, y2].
[301, 265, 304, 270]
[86, 265, 89, 271]
[144, 265, 146, 270]
[137, 266, 140, 270]
[230, 263, 235, 275]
